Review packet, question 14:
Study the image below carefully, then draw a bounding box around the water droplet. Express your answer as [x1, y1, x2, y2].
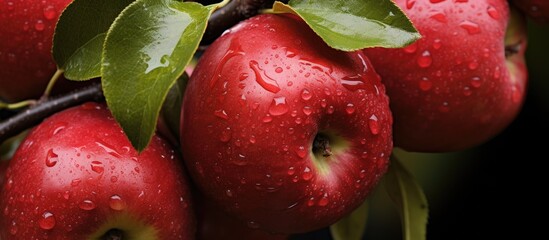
[460, 20, 481, 34]
[95, 141, 122, 158]
[487, 6, 500, 20]
[262, 115, 273, 123]
[220, 127, 232, 142]
[90, 161, 104, 174]
[45, 149, 58, 167]
[320, 99, 327, 108]
[79, 200, 96, 210]
[210, 41, 245, 88]
[369, 115, 380, 135]
[430, 0, 446, 3]
[302, 167, 313, 181]
[471, 77, 482, 88]
[268, 97, 289, 116]
[43, 5, 56, 20]
[327, 106, 335, 114]
[406, 0, 416, 9]
[341, 75, 368, 91]
[249, 60, 281, 93]
[275, 67, 283, 73]
[109, 195, 126, 211]
[403, 43, 418, 53]
[214, 109, 229, 119]
[34, 20, 45, 31]
[226, 189, 234, 197]
[318, 193, 329, 207]
[287, 167, 296, 175]
[463, 86, 472, 96]
[9, 221, 17, 235]
[295, 146, 307, 158]
[307, 197, 315, 207]
[346, 103, 356, 114]
[468, 61, 479, 70]
[239, 73, 249, 81]
[71, 178, 81, 186]
[432, 39, 442, 49]
[249, 135, 256, 144]
[303, 106, 313, 116]
[417, 51, 432, 68]
[38, 212, 56, 230]
[439, 102, 450, 113]
[493, 66, 501, 79]
[63, 191, 70, 200]
[301, 89, 312, 101]
[419, 77, 432, 91]
[247, 221, 260, 229]
[430, 12, 447, 23]
[295, 117, 303, 124]
[511, 86, 521, 103]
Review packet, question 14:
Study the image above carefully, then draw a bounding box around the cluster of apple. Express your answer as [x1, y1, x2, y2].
[0, 0, 546, 239]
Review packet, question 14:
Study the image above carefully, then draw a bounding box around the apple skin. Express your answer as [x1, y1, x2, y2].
[364, 0, 528, 152]
[197, 198, 289, 240]
[513, 0, 549, 23]
[0, 0, 88, 102]
[0, 102, 195, 239]
[181, 14, 392, 233]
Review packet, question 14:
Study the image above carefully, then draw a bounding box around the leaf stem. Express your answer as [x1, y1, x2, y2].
[41, 68, 65, 101]
[0, 100, 38, 110]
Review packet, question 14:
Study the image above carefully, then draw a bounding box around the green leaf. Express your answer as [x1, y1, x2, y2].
[330, 200, 369, 240]
[102, 0, 211, 151]
[53, 0, 136, 80]
[273, 0, 421, 51]
[384, 156, 429, 240]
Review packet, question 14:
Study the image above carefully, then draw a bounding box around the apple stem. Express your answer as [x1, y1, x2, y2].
[101, 229, 123, 240]
[201, 0, 287, 45]
[313, 134, 333, 157]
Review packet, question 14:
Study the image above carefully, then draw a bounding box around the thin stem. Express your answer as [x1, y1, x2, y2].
[0, 100, 38, 110]
[41, 69, 65, 100]
[0, 83, 104, 144]
[215, 0, 231, 9]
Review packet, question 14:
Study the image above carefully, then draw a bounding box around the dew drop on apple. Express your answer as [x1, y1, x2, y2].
[220, 127, 232, 142]
[249, 135, 256, 144]
[487, 6, 500, 20]
[463, 86, 473, 96]
[432, 39, 442, 50]
[317, 193, 330, 207]
[320, 99, 327, 108]
[275, 67, 283, 73]
[417, 51, 432, 68]
[303, 106, 313, 116]
[43, 5, 56, 20]
[345, 103, 356, 115]
[471, 77, 482, 88]
[45, 149, 58, 167]
[249, 60, 281, 93]
[493, 66, 501, 79]
[287, 166, 296, 176]
[79, 200, 96, 211]
[295, 146, 307, 158]
[262, 115, 273, 123]
[214, 109, 229, 120]
[511, 86, 522, 103]
[110, 176, 118, 183]
[71, 178, 81, 187]
[247, 221, 260, 229]
[301, 89, 312, 101]
[34, 20, 45, 31]
[368, 114, 380, 135]
[38, 211, 56, 230]
[403, 42, 418, 54]
[430, 12, 447, 23]
[90, 161, 104, 174]
[9, 221, 17, 235]
[109, 195, 126, 211]
[438, 102, 450, 113]
[307, 197, 315, 207]
[468, 61, 479, 70]
[63, 191, 70, 200]
[327, 106, 335, 115]
[302, 167, 313, 181]
[419, 77, 432, 91]
[268, 96, 289, 116]
[406, 0, 416, 9]
[225, 189, 234, 197]
[459, 20, 481, 34]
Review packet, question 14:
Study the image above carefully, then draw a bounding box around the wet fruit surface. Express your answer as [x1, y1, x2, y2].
[0, 102, 194, 239]
[181, 14, 392, 233]
[364, 0, 528, 152]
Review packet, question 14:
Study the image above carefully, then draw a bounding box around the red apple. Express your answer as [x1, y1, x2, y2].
[181, 14, 393, 233]
[0, 0, 88, 102]
[364, 0, 528, 152]
[0, 102, 195, 239]
[513, 0, 549, 23]
[197, 198, 289, 240]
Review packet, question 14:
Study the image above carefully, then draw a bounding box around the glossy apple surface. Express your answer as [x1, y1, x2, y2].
[0, 102, 194, 239]
[181, 14, 392, 233]
[0, 0, 86, 102]
[364, 0, 528, 152]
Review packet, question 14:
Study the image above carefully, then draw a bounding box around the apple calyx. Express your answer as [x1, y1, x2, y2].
[101, 229, 123, 240]
[313, 133, 333, 157]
